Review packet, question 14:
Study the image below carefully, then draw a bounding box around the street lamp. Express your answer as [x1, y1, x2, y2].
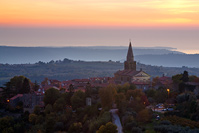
[167, 89, 170, 98]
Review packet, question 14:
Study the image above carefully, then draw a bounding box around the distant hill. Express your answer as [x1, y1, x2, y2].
[0, 46, 183, 64]
[1, 58, 199, 86]
[135, 54, 199, 68]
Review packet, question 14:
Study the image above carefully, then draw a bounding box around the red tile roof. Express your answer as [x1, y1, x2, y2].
[10, 94, 23, 100]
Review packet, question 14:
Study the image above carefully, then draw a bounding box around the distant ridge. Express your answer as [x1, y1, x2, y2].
[0, 46, 184, 65]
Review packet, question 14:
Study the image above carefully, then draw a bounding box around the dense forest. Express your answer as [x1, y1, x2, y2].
[1, 58, 199, 86]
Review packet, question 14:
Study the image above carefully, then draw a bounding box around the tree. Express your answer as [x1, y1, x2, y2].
[85, 82, 92, 97]
[68, 84, 74, 93]
[29, 114, 38, 124]
[126, 89, 144, 100]
[33, 80, 40, 91]
[116, 83, 131, 93]
[53, 97, 66, 112]
[97, 122, 117, 133]
[115, 93, 126, 113]
[152, 76, 159, 87]
[34, 105, 41, 115]
[68, 122, 82, 133]
[71, 90, 85, 109]
[21, 78, 30, 93]
[44, 104, 53, 114]
[189, 75, 199, 82]
[99, 85, 117, 109]
[44, 88, 60, 105]
[0, 116, 14, 132]
[154, 87, 168, 103]
[181, 71, 189, 82]
[136, 109, 152, 123]
[3, 76, 31, 96]
[10, 76, 25, 93]
[145, 89, 156, 98]
[172, 74, 183, 90]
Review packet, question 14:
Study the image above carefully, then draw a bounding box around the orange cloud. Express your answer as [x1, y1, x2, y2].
[0, 0, 199, 27]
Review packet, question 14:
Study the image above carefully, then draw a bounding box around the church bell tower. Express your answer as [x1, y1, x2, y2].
[124, 42, 136, 70]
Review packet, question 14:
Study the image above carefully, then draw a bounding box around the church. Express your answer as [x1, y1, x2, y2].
[114, 42, 151, 90]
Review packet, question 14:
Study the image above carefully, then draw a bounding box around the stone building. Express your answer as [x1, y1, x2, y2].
[114, 42, 150, 89]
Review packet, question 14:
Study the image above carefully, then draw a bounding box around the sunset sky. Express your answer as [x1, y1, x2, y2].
[0, 0, 199, 53]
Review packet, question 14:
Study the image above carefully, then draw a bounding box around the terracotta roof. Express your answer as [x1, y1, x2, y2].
[115, 70, 140, 76]
[132, 81, 150, 85]
[158, 76, 172, 85]
[185, 82, 199, 86]
[10, 94, 23, 100]
[73, 79, 90, 82]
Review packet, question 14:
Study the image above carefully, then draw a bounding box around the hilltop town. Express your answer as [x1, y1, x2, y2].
[1, 43, 199, 132]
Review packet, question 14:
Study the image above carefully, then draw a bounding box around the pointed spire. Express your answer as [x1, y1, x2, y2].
[124, 41, 136, 70]
[126, 41, 134, 62]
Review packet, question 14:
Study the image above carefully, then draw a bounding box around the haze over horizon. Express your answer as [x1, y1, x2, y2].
[0, 0, 199, 54]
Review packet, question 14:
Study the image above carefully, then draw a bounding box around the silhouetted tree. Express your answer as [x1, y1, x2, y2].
[181, 71, 189, 83]
[21, 78, 30, 94]
[44, 88, 60, 105]
[85, 82, 92, 97]
[33, 80, 40, 91]
[68, 84, 74, 93]
[97, 122, 117, 133]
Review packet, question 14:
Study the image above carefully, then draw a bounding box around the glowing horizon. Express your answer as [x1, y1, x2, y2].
[1, 0, 199, 28]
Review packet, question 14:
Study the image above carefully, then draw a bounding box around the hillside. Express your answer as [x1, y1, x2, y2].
[135, 54, 199, 67]
[1, 58, 199, 86]
[0, 46, 182, 64]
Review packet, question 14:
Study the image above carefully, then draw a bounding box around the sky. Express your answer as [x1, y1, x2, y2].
[0, 0, 199, 53]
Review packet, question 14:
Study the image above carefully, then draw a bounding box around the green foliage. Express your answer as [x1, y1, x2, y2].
[84, 104, 99, 118]
[2, 76, 31, 98]
[124, 121, 137, 131]
[22, 77, 30, 93]
[97, 122, 117, 133]
[172, 74, 183, 85]
[45, 113, 56, 133]
[71, 90, 86, 109]
[13, 122, 25, 133]
[53, 97, 66, 112]
[33, 80, 40, 91]
[29, 113, 38, 124]
[145, 89, 156, 98]
[68, 122, 82, 133]
[44, 88, 60, 105]
[115, 93, 127, 114]
[154, 124, 199, 133]
[99, 84, 117, 109]
[89, 111, 111, 132]
[154, 87, 168, 103]
[34, 105, 41, 115]
[2, 59, 199, 87]
[181, 71, 189, 82]
[161, 115, 199, 128]
[189, 75, 199, 82]
[131, 127, 142, 133]
[176, 92, 198, 119]
[136, 109, 152, 123]
[116, 83, 130, 93]
[0, 116, 14, 132]
[45, 104, 53, 114]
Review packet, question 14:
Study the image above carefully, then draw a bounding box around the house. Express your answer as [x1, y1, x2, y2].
[153, 75, 173, 90]
[9, 92, 44, 113]
[9, 94, 23, 108]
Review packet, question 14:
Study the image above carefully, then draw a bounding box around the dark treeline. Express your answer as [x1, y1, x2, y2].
[1, 58, 199, 86]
